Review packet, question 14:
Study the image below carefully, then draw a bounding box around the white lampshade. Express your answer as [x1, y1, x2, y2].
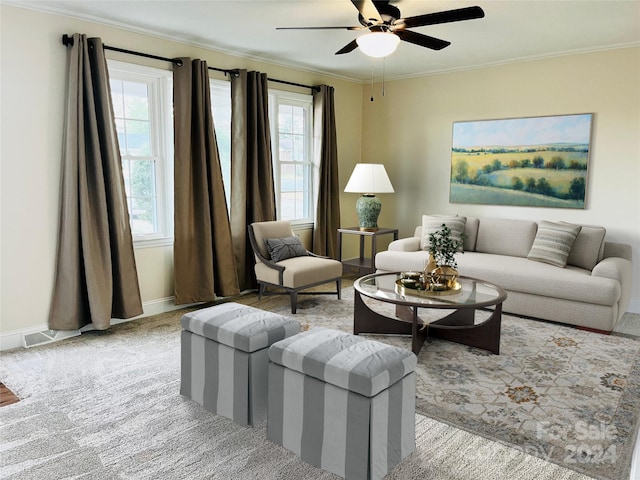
[356, 32, 400, 58]
[344, 163, 394, 194]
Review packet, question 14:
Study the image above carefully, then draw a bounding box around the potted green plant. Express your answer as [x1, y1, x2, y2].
[425, 224, 467, 289]
[428, 224, 466, 268]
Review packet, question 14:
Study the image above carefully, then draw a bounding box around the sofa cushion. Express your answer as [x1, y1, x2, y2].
[264, 236, 308, 262]
[464, 217, 480, 252]
[456, 252, 620, 307]
[527, 221, 581, 268]
[377, 250, 621, 307]
[475, 218, 538, 257]
[413, 220, 478, 252]
[563, 223, 606, 270]
[420, 215, 467, 252]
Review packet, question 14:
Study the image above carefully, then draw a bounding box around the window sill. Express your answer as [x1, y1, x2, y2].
[291, 221, 314, 232]
[133, 237, 174, 249]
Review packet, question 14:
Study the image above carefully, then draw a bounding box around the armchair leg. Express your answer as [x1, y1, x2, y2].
[258, 284, 265, 300]
[290, 291, 298, 314]
[337, 278, 342, 299]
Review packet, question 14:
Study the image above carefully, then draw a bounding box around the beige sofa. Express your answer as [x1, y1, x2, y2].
[375, 217, 633, 332]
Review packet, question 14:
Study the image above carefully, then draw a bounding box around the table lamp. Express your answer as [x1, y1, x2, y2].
[344, 163, 394, 231]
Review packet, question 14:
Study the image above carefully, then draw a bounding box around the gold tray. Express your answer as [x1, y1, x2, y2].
[395, 279, 462, 297]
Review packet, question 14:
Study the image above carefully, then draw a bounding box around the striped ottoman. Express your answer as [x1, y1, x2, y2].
[267, 327, 417, 480]
[180, 302, 300, 427]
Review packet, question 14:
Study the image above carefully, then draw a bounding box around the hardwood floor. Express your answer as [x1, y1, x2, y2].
[0, 382, 19, 407]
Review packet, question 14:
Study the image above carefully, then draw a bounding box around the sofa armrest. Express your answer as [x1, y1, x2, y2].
[592, 256, 632, 318]
[603, 241, 632, 262]
[389, 237, 421, 252]
[592, 256, 629, 282]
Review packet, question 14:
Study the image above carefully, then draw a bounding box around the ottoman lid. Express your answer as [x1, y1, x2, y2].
[269, 327, 417, 397]
[181, 303, 300, 353]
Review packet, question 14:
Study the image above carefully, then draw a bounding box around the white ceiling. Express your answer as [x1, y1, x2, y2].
[10, 0, 640, 81]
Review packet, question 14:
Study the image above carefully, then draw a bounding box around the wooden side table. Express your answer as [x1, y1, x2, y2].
[337, 227, 399, 275]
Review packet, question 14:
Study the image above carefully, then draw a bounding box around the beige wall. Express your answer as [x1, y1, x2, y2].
[0, 5, 363, 337]
[361, 47, 640, 311]
[1, 5, 638, 343]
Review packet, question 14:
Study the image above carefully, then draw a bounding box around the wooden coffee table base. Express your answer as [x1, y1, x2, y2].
[353, 290, 502, 355]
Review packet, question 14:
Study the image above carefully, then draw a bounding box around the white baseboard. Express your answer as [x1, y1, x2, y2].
[1, 325, 51, 352]
[0, 297, 199, 352]
[2, 296, 639, 352]
[111, 296, 197, 325]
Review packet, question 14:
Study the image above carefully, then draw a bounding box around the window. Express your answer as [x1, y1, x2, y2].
[210, 80, 232, 208]
[107, 63, 314, 241]
[269, 91, 314, 225]
[108, 60, 173, 246]
[209, 86, 315, 224]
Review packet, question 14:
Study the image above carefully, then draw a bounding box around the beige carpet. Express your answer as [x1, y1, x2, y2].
[1, 288, 635, 479]
[237, 286, 639, 480]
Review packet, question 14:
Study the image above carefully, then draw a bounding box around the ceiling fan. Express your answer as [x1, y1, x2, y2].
[277, 0, 485, 57]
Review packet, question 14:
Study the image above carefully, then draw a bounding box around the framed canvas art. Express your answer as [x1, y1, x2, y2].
[450, 113, 593, 208]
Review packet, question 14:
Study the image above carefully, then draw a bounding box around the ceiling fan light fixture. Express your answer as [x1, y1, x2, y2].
[356, 32, 400, 58]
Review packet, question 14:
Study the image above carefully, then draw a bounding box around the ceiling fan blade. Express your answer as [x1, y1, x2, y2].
[395, 30, 450, 51]
[276, 26, 364, 30]
[351, 0, 382, 24]
[396, 6, 485, 29]
[335, 39, 359, 55]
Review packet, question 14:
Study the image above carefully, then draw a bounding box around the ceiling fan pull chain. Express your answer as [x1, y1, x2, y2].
[382, 57, 386, 97]
[370, 63, 375, 102]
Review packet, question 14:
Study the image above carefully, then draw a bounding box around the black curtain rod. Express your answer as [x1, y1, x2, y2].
[61, 34, 319, 92]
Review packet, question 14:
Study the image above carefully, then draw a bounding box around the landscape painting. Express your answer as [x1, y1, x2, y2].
[450, 113, 593, 208]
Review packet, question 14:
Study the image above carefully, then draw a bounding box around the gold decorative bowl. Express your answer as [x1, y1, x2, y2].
[395, 279, 462, 297]
[401, 271, 422, 281]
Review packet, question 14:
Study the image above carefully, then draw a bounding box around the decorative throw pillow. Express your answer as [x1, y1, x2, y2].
[561, 222, 606, 271]
[421, 215, 467, 252]
[527, 221, 582, 268]
[264, 236, 308, 263]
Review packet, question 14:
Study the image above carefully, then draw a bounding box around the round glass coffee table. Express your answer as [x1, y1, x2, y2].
[353, 272, 507, 355]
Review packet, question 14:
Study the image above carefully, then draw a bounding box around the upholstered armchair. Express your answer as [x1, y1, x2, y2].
[248, 221, 342, 313]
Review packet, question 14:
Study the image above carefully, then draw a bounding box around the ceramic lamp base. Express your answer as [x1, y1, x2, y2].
[356, 194, 381, 231]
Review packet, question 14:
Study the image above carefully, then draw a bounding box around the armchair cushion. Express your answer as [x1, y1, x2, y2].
[250, 221, 296, 259]
[255, 256, 342, 288]
[264, 236, 308, 263]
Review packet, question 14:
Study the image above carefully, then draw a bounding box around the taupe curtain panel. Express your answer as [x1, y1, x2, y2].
[173, 58, 240, 304]
[230, 70, 277, 290]
[49, 34, 143, 331]
[312, 85, 341, 258]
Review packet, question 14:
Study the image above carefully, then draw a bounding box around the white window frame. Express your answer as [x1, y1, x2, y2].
[269, 90, 315, 228]
[107, 60, 174, 248]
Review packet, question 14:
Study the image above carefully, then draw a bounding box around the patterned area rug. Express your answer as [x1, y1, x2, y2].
[238, 287, 640, 480]
[0, 288, 637, 480]
[1, 296, 597, 480]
